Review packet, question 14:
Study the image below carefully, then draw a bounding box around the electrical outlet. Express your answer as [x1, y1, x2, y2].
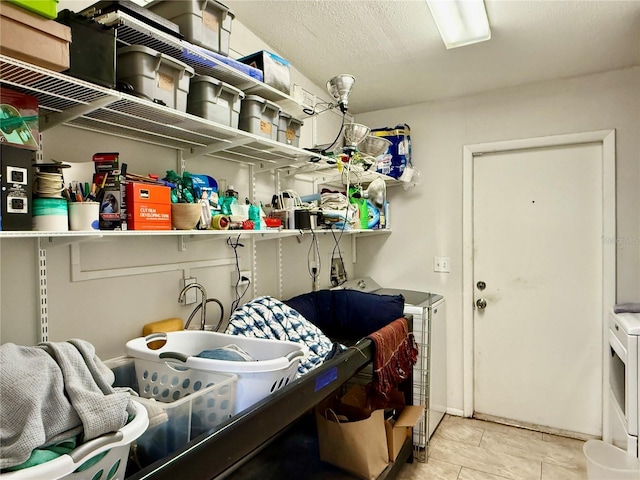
[433, 256, 450, 273]
[180, 277, 197, 305]
[231, 270, 251, 287]
[331, 257, 346, 286]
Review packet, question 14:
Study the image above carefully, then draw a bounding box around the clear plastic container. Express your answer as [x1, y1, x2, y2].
[583, 439, 640, 479]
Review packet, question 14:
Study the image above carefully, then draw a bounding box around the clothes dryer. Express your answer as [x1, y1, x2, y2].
[340, 277, 446, 459]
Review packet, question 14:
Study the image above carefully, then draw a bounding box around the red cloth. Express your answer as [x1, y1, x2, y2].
[366, 317, 418, 408]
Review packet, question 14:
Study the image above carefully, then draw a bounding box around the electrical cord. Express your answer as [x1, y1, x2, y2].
[307, 227, 321, 285]
[227, 235, 246, 313]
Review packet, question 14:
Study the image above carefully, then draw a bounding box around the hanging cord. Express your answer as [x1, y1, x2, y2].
[307, 227, 321, 285]
[323, 111, 347, 154]
[227, 235, 249, 313]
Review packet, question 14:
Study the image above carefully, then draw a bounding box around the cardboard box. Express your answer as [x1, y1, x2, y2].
[0, 1, 71, 72]
[239, 50, 291, 95]
[94, 172, 126, 230]
[126, 182, 171, 230]
[1, 145, 33, 231]
[0, 87, 39, 151]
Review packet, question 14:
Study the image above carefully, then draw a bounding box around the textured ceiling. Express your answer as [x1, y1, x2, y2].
[225, 0, 640, 114]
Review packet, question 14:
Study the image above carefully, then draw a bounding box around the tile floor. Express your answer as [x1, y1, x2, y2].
[397, 415, 588, 480]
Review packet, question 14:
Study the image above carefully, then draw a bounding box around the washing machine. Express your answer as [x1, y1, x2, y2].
[340, 277, 446, 458]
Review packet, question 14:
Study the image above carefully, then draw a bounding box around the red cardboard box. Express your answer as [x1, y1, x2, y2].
[0, 87, 39, 151]
[126, 182, 171, 230]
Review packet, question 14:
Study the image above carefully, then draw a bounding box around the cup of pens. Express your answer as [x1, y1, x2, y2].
[68, 201, 100, 231]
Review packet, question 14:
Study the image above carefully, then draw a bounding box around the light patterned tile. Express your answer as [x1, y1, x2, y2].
[542, 433, 587, 450]
[434, 418, 485, 446]
[480, 430, 586, 469]
[541, 461, 588, 480]
[431, 437, 542, 480]
[397, 457, 461, 480]
[459, 467, 513, 480]
[444, 415, 543, 441]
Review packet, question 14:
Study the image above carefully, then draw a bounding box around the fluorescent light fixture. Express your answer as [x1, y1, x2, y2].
[427, 0, 491, 49]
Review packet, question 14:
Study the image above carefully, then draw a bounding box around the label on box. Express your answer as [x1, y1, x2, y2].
[202, 10, 219, 32]
[286, 128, 295, 142]
[260, 120, 272, 135]
[93, 152, 119, 173]
[126, 182, 171, 230]
[157, 72, 174, 93]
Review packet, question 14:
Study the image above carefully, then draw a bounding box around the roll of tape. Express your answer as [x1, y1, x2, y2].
[212, 214, 230, 230]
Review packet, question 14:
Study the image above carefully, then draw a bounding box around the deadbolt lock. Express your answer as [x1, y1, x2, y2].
[477, 281, 486, 290]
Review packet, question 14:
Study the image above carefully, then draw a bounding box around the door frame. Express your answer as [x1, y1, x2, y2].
[462, 130, 616, 423]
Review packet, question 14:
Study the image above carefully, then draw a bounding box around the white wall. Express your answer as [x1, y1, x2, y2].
[0, 6, 352, 356]
[355, 67, 640, 413]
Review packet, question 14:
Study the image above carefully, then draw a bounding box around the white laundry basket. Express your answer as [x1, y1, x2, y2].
[583, 440, 640, 480]
[125, 330, 306, 414]
[0, 401, 148, 480]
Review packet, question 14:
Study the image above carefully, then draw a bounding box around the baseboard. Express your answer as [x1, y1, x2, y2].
[446, 407, 465, 417]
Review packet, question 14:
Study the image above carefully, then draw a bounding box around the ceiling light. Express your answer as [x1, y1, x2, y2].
[426, 0, 491, 49]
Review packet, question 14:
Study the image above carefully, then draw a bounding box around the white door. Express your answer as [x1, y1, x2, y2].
[473, 142, 603, 437]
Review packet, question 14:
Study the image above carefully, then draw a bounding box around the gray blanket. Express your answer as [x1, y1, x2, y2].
[0, 339, 133, 469]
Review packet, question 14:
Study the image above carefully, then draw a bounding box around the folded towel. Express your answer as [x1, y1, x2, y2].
[614, 303, 640, 314]
[366, 318, 418, 409]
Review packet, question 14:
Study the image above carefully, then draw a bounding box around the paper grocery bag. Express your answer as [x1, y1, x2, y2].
[315, 400, 389, 480]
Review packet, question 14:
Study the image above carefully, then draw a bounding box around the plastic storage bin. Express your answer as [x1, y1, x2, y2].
[583, 440, 640, 479]
[187, 75, 245, 128]
[238, 95, 281, 141]
[277, 112, 304, 147]
[116, 45, 195, 112]
[146, 0, 234, 56]
[107, 356, 235, 467]
[0, 401, 148, 480]
[125, 330, 306, 414]
[56, 10, 117, 88]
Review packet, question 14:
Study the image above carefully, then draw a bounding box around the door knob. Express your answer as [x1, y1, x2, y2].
[476, 298, 487, 310]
